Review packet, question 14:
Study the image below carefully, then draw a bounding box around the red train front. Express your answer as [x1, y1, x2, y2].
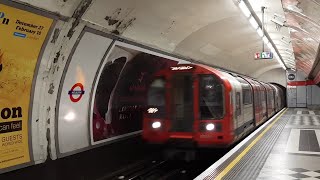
[142, 64, 235, 147]
[142, 64, 284, 147]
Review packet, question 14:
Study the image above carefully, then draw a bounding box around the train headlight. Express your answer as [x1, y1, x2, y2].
[152, 121, 161, 129]
[206, 123, 215, 131]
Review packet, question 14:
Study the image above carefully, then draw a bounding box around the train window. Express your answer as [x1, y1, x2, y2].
[267, 90, 273, 106]
[148, 78, 165, 106]
[236, 92, 241, 116]
[243, 88, 252, 105]
[199, 75, 224, 119]
[235, 77, 252, 105]
[261, 90, 266, 102]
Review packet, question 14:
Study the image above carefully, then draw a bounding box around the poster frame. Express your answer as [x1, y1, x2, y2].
[54, 29, 116, 158]
[0, 0, 58, 173]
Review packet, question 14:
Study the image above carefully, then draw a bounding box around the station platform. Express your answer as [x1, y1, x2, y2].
[196, 108, 320, 180]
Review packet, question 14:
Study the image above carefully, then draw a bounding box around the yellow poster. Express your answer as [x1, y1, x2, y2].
[0, 4, 53, 169]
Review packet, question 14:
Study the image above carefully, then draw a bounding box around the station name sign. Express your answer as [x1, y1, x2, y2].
[254, 52, 273, 60]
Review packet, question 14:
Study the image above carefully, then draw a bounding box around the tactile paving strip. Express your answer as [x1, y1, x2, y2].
[199, 110, 291, 180]
[222, 113, 291, 180]
[289, 116, 320, 126]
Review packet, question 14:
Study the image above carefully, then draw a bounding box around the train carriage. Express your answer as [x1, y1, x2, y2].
[260, 82, 276, 118]
[142, 64, 285, 147]
[269, 84, 285, 112]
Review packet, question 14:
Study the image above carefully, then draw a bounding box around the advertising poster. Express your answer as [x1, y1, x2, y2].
[92, 45, 178, 142]
[0, 4, 53, 169]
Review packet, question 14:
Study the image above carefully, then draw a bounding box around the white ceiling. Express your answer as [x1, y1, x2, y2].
[249, 0, 295, 69]
[83, 0, 283, 77]
[16, 0, 301, 77]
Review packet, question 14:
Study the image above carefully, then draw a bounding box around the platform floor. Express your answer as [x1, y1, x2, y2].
[196, 108, 320, 180]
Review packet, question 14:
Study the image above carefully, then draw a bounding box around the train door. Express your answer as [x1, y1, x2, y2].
[261, 89, 267, 119]
[169, 74, 194, 132]
[235, 92, 241, 120]
[254, 90, 259, 125]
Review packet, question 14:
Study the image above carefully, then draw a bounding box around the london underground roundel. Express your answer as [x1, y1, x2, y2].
[288, 74, 295, 81]
[68, 83, 85, 102]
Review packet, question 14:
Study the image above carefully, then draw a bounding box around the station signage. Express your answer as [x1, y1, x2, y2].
[68, 83, 85, 103]
[288, 74, 295, 80]
[254, 52, 273, 60]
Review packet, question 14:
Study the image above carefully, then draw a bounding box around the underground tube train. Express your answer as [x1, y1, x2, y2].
[142, 64, 285, 147]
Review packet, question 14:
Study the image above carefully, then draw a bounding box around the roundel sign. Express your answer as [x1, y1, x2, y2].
[288, 74, 295, 81]
[68, 83, 85, 102]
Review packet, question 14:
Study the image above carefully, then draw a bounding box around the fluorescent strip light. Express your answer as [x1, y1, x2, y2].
[257, 28, 263, 37]
[286, 61, 295, 65]
[289, 27, 297, 32]
[249, 17, 259, 29]
[275, 54, 286, 70]
[263, 36, 269, 44]
[280, 39, 290, 44]
[286, 59, 295, 62]
[285, 59, 295, 62]
[280, 62, 286, 70]
[283, 51, 293, 55]
[240, 0, 287, 70]
[239, 1, 251, 18]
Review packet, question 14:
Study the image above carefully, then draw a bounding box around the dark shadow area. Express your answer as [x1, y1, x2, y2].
[0, 136, 162, 180]
[271, 83, 287, 107]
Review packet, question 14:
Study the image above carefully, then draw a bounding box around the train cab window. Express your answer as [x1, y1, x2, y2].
[147, 78, 165, 118]
[199, 75, 224, 119]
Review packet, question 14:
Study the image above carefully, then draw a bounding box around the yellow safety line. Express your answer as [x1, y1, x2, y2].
[215, 108, 288, 180]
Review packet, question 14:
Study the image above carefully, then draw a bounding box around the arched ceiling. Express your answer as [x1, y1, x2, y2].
[82, 0, 283, 76]
[15, 0, 319, 78]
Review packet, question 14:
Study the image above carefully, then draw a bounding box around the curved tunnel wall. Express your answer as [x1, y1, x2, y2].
[0, 0, 289, 173]
[55, 29, 187, 158]
[257, 68, 287, 87]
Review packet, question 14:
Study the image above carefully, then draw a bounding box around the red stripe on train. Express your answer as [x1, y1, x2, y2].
[287, 80, 314, 86]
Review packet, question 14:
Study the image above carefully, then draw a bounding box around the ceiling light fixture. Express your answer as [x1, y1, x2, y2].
[263, 36, 269, 44]
[237, 0, 288, 70]
[239, 1, 251, 18]
[249, 17, 259, 29]
[257, 28, 263, 37]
